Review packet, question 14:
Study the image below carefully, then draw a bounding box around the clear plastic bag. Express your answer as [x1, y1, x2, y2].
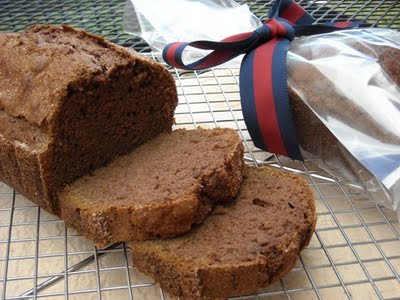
[123, 1, 400, 217]
[123, 0, 261, 66]
[287, 29, 400, 215]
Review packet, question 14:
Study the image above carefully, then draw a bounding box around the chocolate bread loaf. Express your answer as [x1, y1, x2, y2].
[0, 25, 178, 214]
[60, 128, 244, 247]
[130, 166, 316, 300]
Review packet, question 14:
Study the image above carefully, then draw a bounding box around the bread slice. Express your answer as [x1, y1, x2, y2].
[130, 166, 316, 300]
[59, 128, 244, 247]
[0, 24, 177, 214]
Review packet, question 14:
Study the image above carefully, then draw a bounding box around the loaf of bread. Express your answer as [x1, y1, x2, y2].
[130, 166, 316, 300]
[60, 128, 244, 247]
[0, 25, 178, 214]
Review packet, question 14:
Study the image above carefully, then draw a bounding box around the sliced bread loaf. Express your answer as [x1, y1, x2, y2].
[130, 166, 316, 300]
[59, 128, 244, 247]
[0, 24, 177, 214]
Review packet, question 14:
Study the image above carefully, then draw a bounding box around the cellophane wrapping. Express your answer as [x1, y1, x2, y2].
[288, 29, 400, 216]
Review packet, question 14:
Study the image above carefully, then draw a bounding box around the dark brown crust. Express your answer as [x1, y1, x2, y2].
[130, 166, 316, 300]
[0, 25, 177, 214]
[59, 128, 244, 247]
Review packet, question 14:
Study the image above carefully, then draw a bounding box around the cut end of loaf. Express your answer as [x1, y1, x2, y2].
[130, 166, 317, 300]
[0, 24, 178, 213]
[59, 128, 245, 247]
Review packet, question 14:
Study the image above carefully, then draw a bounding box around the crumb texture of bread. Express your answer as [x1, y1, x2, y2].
[130, 166, 316, 300]
[59, 128, 244, 247]
[0, 24, 177, 213]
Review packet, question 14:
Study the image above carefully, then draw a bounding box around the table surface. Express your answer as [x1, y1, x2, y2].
[0, 1, 399, 300]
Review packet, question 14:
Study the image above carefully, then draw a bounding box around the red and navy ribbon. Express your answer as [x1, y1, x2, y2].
[163, 0, 361, 161]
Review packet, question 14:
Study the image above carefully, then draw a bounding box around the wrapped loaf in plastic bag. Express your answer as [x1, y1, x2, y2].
[288, 29, 400, 214]
[123, 0, 400, 217]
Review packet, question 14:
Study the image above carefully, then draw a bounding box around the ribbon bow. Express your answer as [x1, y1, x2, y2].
[163, 0, 361, 160]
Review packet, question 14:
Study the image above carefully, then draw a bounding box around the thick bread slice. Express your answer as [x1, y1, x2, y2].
[60, 128, 244, 247]
[130, 166, 316, 300]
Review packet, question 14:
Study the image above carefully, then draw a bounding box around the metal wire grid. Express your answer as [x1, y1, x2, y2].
[0, 0, 399, 299]
[0, 0, 149, 51]
[245, 0, 400, 28]
[0, 0, 399, 53]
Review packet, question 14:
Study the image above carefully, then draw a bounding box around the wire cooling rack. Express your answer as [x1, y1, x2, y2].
[1, 0, 400, 299]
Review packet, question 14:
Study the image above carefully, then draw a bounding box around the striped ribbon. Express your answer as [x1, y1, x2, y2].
[163, 0, 361, 160]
